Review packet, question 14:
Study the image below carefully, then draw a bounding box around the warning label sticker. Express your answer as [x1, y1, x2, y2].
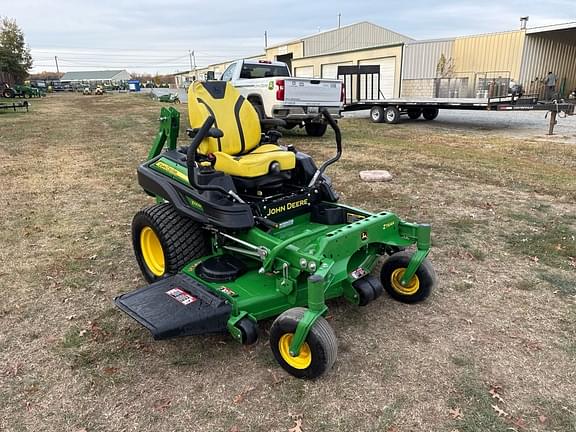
[350, 267, 367, 280]
[166, 288, 197, 305]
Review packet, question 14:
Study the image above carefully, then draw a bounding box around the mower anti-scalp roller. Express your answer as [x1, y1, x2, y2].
[115, 80, 437, 379]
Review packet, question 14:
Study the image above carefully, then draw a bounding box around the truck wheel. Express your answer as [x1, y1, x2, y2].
[370, 106, 385, 123]
[422, 108, 439, 121]
[304, 122, 327, 137]
[132, 203, 209, 283]
[270, 307, 337, 379]
[407, 108, 422, 120]
[384, 106, 401, 124]
[380, 251, 436, 304]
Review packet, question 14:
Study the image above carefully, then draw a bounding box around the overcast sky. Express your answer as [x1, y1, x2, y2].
[2, 0, 575, 74]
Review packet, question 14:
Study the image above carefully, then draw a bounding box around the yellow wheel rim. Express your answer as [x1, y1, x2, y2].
[390, 268, 420, 295]
[278, 333, 312, 369]
[140, 226, 165, 276]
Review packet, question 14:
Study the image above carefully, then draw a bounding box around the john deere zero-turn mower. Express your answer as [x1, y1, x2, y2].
[115, 81, 437, 379]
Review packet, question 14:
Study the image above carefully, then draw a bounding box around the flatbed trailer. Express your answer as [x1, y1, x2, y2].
[0, 100, 29, 112]
[338, 65, 575, 135]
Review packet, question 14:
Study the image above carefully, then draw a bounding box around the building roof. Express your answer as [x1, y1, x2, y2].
[267, 21, 413, 50]
[527, 21, 576, 34]
[60, 70, 129, 81]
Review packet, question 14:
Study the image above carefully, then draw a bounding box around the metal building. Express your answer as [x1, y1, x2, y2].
[268, 22, 413, 98]
[60, 70, 131, 83]
[193, 20, 576, 100]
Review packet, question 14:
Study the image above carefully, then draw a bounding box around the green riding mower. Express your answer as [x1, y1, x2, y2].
[115, 81, 436, 379]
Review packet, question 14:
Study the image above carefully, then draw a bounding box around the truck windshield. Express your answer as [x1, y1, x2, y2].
[239, 64, 289, 79]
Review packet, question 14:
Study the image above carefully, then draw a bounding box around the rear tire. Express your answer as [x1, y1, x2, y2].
[422, 108, 439, 121]
[2, 88, 15, 98]
[384, 106, 401, 124]
[304, 122, 327, 137]
[370, 106, 385, 123]
[132, 203, 209, 283]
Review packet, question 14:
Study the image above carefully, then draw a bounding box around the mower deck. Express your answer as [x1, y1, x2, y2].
[115, 273, 231, 339]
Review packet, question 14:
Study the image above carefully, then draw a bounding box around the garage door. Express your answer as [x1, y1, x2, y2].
[358, 57, 396, 99]
[294, 66, 314, 77]
[321, 62, 353, 79]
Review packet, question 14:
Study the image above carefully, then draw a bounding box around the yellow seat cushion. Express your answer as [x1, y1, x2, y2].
[213, 144, 296, 178]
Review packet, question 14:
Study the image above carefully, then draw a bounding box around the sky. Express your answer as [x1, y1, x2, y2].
[2, 0, 575, 75]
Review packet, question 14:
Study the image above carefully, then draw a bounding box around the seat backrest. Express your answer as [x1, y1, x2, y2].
[188, 81, 261, 156]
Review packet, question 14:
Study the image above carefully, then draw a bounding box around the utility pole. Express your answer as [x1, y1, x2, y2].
[192, 50, 197, 79]
[54, 56, 60, 73]
[338, 13, 341, 28]
[264, 31, 268, 48]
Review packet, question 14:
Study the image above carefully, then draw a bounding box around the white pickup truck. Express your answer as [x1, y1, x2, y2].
[220, 59, 343, 137]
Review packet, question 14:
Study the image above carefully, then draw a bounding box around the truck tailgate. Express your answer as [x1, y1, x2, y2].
[284, 78, 341, 107]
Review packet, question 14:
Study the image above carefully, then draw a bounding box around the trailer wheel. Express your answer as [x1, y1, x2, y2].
[132, 203, 209, 283]
[422, 108, 439, 121]
[270, 307, 337, 379]
[407, 108, 422, 120]
[304, 121, 327, 137]
[370, 106, 385, 123]
[380, 251, 436, 303]
[384, 106, 401, 124]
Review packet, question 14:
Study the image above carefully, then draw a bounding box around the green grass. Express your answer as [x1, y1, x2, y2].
[448, 371, 510, 432]
[507, 222, 576, 270]
[537, 271, 576, 296]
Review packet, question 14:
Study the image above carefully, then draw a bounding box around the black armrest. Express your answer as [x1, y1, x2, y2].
[187, 127, 223, 138]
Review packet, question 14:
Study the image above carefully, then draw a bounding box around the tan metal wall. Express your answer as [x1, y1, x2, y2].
[265, 41, 304, 60]
[403, 39, 455, 79]
[520, 34, 576, 96]
[291, 44, 403, 97]
[452, 30, 526, 80]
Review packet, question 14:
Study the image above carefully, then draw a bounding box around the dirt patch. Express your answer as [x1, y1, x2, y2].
[1, 93, 575, 432]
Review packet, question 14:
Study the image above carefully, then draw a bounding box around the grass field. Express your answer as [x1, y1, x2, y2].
[1, 93, 575, 432]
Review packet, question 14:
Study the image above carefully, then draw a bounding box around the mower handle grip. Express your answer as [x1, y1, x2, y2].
[307, 109, 342, 187]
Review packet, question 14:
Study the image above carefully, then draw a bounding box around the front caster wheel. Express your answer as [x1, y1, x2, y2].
[380, 251, 436, 303]
[270, 307, 337, 379]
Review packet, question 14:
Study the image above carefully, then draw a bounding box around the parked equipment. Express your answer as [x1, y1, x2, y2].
[152, 92, 181, 104]
[1, 82, 43, 98]
[115, 81, 436, 379]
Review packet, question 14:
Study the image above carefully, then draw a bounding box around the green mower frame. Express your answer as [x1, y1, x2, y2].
[115, 103, 436, 379]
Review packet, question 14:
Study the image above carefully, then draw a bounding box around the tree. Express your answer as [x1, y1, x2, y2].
[0, 17, 33, 84]
[436, 53, 455, 79]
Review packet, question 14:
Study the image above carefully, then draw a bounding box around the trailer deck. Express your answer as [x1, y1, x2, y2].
[0, 100, 29, 112]
[338, 65, 575, 134]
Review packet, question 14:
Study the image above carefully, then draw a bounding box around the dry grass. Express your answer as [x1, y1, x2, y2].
[1, 93, 575, 432]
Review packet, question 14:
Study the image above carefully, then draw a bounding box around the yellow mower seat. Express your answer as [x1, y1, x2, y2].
[188, 81, 295, 178]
